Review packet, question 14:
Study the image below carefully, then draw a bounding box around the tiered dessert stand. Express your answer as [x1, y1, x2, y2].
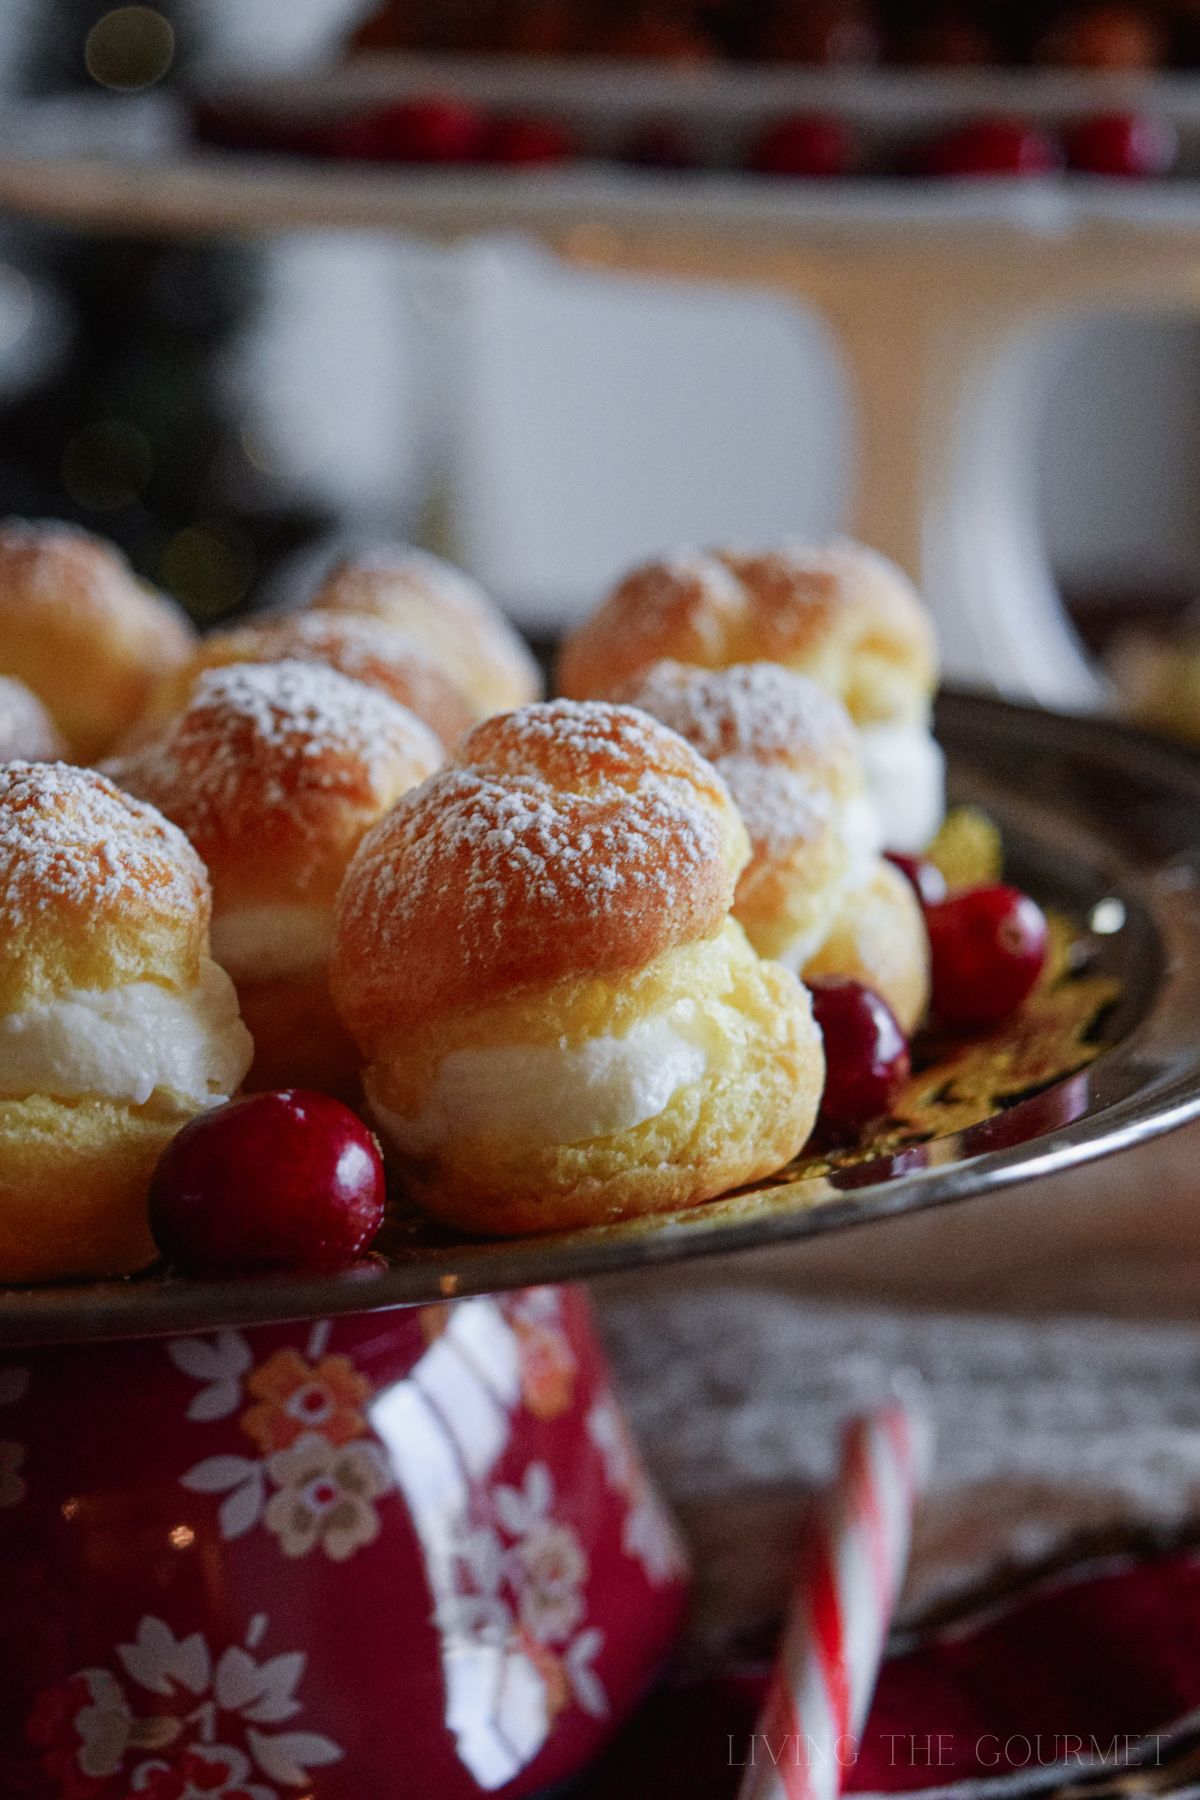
[1, 694, 1199, 1797]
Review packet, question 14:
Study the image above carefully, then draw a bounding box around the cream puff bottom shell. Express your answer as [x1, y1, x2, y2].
[365, 918, 824, 1237]
[0, 1095, 187, 1282]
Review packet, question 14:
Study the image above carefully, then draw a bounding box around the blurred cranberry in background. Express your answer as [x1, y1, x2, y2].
[757, 0, 882, 64]
[486, 114, 577, 164]
[1065, 110, 1178, 176]
[624, 120, 700, 169]
[334, 95, 490, 164]
[919, 117, 1063, 177]
[749, 113, 855, 177]
[1035, 2, 1167, 68]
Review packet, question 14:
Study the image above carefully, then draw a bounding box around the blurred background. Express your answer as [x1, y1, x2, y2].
[1, 0, 1199, 732]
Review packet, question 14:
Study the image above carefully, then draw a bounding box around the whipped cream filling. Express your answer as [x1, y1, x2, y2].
[370, 1002, 723, 1154]
[841, 788, 886, 892]
[857, 722, 946, 855]
[769, 788, 885, 975]
[210, 904, 333, 981]
[0, 959, 253, 1114]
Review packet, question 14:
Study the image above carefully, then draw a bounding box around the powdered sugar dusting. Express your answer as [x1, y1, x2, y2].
[624, 661, 854, 763]
[339, 699, 740, 989]
[0, 761, 205, 929]
[718, 754, 836, 859]
[622, 663, 860, 860]
[0, 676, 63, 761]
[265, 609, 452, 678]
[0, 517, 127, 605]
[201, 611, 473, 743]
[314, 547, 541, 703]
[331, 543, 493, 613]
[379, 764, 716, 926]
[611, 552, 741, 649]
[112, 659, 441, 821]
[477, 696, 715, 791]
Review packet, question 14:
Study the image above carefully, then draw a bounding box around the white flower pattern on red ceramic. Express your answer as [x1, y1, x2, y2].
[443, 1459, 610, 1725]
[508, 1288, 578, 1421]
[26, 1614, 342, 1799]
[263, 1433, 392, 1560]
[587, 1395, 689, 1587]
[171, 1322, 390, 1559]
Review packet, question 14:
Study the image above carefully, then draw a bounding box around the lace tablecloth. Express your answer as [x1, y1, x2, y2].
[596, 1273, 1200, 1656]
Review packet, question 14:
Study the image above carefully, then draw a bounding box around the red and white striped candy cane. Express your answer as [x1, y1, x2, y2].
[737, 1398, 932, 1800]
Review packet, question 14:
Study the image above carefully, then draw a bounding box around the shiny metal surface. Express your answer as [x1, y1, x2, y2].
[3, 692, 1199, 1346]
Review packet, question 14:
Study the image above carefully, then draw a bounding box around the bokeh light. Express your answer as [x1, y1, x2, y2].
[162, 524, 255, 621]
[85, 6, 175, 91]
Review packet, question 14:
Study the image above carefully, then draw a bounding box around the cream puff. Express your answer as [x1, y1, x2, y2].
[0, 675, 67, 763]
[558, 540, 944, 853]
[109, 659, 442, 1097]
[619, 661, 929, 1032]
[134, 609, 476, 751]
[330, 698, 824, 1236]
[0, 520, 194, 761]
[0, 762, 252, 1282]
[307, 545, 542, 718]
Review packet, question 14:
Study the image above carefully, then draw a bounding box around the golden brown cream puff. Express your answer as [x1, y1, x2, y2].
[109, 659, 442, 1097]
[620, 661, 929, 1032]
[0, 762, 252, 1282]
[307, 546, 542, 718]
[0, 520, 194, 761]
[330, 698, 823, 1236]
[558, 540, 944, 853]
[0, 675, 67, 763]
[135, 609, 476, 751]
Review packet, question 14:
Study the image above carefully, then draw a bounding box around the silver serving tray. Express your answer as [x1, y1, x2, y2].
[2, 691, 1198, 1345]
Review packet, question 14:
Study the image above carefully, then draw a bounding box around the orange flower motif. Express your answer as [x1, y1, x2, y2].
[515, 1631, 570, 1725]
[515, 1320, 576, 1422]
[240, 1349, 369, 1455]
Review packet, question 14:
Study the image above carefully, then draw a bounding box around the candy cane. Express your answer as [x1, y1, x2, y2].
[737, 1398, 932, 1800]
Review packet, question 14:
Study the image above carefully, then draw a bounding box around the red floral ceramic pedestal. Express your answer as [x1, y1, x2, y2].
[0, 1286, 689, 1799]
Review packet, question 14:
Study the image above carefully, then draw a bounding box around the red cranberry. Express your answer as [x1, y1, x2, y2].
[486, 115, 576, 166]
[920, 119, 1062, 178]
[808, 977, 911, 1140]
[885, 851, 948, 909]
[749, 114, 855, 178]
[340, 96, 489, 165]
[149, 1090, 386, 1277]
[1065, 111, 1177, 176]
[926, 885, 1049, 1028]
